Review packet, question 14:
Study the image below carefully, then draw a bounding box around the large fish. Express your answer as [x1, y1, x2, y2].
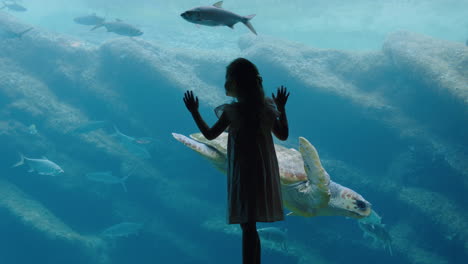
[12, 154, 64, 176]
[0, 1, 27, 12]
[180, 1, 257, 35]
[73, 14, 105, 26]
[91, 19, 143, 37]
[101, 222, 143, 238]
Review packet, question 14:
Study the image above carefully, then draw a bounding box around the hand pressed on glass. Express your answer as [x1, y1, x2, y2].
[272, 85, 290, 110]
[183, 90, 199, 113]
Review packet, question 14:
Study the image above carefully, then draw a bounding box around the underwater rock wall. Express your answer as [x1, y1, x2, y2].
[1, 11, 467, 264]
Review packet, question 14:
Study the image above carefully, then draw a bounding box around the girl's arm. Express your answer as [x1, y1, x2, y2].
[272, 86, 289, 141]
[190, 110, 230, 140]
[184, 91, 230, 140]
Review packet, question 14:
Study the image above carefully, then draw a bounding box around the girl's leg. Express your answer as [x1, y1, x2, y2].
[256, 228, 261, 264]
[240, 221, 259, 264]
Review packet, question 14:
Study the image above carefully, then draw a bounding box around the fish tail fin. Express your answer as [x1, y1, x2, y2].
[17, 27, 33, 38]
[12, 153, 25, 168]
[119, 164, 137, 192]
[120, 181, 128, 192]
[120, 169, 130, 192]
[242, 14, 257, 35]
[111, 124, 120, 137]
[283, 242, 288, 252]
[91, 23, 104, 31]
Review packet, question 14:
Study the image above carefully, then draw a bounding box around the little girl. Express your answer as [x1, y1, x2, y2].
[183, 58, 289, 264]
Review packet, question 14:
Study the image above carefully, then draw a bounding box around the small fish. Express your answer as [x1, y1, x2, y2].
[135, 137, 156, 146]
[101, 222, 143, 238]
[358, 210, 393, 256]
[73, 14, 105, 26]
[359, 221, 393, 256]
[112, 126, 151, 159]
[1, 1, 27, 12]
[112, 125, 136, 145]
[86, 168, 134, 192]
[27, 124, 37, 135]
[257, 227, 288, 251]
[181, 1, 257, 35]
[91, 19, 143, 37]
[70, 120, 112, 134]
[12, 154, 64, 176]
[1, 27, 33, 39]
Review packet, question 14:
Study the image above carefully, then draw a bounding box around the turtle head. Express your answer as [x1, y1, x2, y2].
[328, 183, 372, 219]
[341, 190, 372, 218]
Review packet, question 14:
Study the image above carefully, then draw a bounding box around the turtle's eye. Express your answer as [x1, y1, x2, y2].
[356, 200, 367, 210]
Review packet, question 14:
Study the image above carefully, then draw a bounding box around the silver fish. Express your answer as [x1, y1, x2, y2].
[1, 1, 27, 12]
[358, 210, 393, 256]
[134, 137, 157, 147]
[91, 19, 143, 37]
[27, 124, 37, 135]
[86, 168, 134, 192]
[101, 222, 143, 238]
[257, 227, 288, 251]
[12, 154, 64, 176]
[112, 126, 151, 159]
[73, 14, 105, 26]
[70, 120, 112, 134]
[0, 27, 33, 39]
[181, 1, 257, 35]
[112, 125, 136, 145]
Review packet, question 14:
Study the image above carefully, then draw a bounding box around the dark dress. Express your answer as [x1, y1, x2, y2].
[215, 98, 284, 224]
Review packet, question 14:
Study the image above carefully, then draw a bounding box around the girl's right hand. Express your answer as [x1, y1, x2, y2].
[183, 90, 199, 113]
[272, 85, 290, 110]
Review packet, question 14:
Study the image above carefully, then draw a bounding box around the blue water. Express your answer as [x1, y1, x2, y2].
[1, 1, 467, 264]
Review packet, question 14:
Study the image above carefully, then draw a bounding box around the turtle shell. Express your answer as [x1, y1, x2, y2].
[190, 133, 331, 210]
[190, 132, 310, 184]
[181, 132, 369, 219]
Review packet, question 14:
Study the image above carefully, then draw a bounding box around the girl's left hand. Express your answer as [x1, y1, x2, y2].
[272, 85, 290, 110]
[183, 90, 199, 113]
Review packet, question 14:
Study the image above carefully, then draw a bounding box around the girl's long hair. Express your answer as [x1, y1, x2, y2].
[226, 58, 265, 111]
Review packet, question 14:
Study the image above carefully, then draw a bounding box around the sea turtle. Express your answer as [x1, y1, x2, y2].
[172, 132, 372, 219]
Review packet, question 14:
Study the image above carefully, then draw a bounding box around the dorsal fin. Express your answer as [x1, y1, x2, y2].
[213, 1, 223, 8]
[115, 18, 122, 22]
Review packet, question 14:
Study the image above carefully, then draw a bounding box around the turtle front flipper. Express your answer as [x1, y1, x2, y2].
[298, 137, 331, 209]
[172, 133, 227, 172]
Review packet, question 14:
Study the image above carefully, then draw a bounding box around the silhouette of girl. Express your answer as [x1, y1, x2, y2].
[183, 58, 289, 264]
